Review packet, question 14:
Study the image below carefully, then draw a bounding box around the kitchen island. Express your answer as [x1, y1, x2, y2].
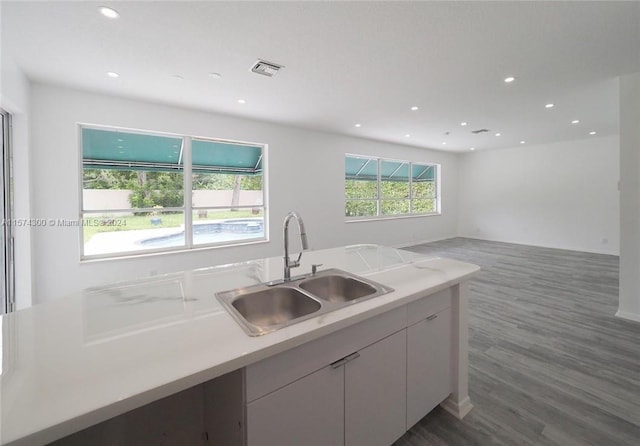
[0, 245, 479, 446]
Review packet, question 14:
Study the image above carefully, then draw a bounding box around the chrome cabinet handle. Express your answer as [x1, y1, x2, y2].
[426, 314, 438, 321]
[331, 352, 361, 369]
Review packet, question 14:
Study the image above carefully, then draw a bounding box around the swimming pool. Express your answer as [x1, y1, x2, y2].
[139, 218, 265, 247]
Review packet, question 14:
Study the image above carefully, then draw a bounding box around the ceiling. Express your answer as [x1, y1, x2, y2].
[2, 1, 639, 152]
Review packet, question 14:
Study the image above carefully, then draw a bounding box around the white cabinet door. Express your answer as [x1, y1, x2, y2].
[246, 365, 344, 446]
[406, 306, 452, 428]
[344, 330, 407, 446]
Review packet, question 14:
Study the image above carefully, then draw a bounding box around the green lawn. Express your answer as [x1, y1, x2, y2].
[83, 210, 261, 242]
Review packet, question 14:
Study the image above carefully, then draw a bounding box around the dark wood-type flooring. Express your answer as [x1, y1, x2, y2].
[394, 238, 640, 446]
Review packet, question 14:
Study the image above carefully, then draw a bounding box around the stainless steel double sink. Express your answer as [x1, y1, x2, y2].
[215, 268, 394, 336]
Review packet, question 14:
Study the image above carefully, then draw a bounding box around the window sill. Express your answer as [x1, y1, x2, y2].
[345, 212, 441, 223]
[80, 237, 269, 263]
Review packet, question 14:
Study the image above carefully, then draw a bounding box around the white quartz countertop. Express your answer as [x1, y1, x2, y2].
[0, 245, 479, 446]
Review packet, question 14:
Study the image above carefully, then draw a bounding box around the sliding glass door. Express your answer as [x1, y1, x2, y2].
[1, 109, 14, 313]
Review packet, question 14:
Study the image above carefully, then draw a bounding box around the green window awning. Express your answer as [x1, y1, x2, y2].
[345, 156, 435, 182]
[192, 139, 262, 174]
[82, 128, 262, 175]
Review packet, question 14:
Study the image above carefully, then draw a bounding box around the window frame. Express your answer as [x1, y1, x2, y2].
[1, 108, 15, 313]
[345, 153, 440, 221]
[79, 124, 268, 260]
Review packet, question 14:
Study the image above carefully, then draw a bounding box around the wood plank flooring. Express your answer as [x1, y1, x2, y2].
[394, 238, 640, 446]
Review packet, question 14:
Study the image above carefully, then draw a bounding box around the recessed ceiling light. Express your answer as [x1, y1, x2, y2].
[405, 134, 411, 138]
[460, 122, 467, 126]
[589, 131, 597, 135]
[545, 103, 555, 108]
[495, 132, 501, 136]
[209, 72, 222, 79]
[504, 76, 516, 83]
[470, 147, 476, 151]
[571, 120, 580, 124]
[354, 123, 361, 128]
[410, 106, 419, 111]
[237, 99, 246, 104]
[106, 71, 119, 78]
[442, 142, 447, 145]
[99, 6, 120, 19]
[520, 141, 526, 144]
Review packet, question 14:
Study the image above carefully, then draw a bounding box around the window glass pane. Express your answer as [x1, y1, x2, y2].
[380, 160, 409, 199]
[411, 164, 434, 181]
[192, 139, 263, 208]
[345, 179, 377, 199]
[412, 180, 436, 199]
[411, 164, 436, 199]
[82, 128, 184, 210]
[193, 173, 263, 207]
[83, 169, 184, 210]
[192, 208, 265, 246]
[82, 128, 183, 169]
[412, 199, 436, 214]
[345, 156, 377, 202]
[381, 160, 409, 179]
[345, 200, 377, 217]
[345, 155, 377, 180]
[381, 200, 409, 215]
[192, 139, 262, 174]
[83, 211, 185, 256]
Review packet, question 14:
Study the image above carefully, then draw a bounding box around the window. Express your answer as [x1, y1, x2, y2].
[345, 154, 439, 219]
[81, 126, 266, 259]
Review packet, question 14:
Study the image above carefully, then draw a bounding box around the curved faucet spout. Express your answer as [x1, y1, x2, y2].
[283, 211, 309, 281]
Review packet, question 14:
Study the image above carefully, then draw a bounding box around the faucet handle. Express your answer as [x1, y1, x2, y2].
[311, 264, 323, 275]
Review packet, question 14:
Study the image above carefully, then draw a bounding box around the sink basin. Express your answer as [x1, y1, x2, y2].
[216, 268, 393, 336]
[232, 287, 321, 327]
[299, 274, 377, 303]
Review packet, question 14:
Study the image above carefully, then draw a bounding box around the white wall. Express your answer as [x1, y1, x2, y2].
[618, 72, 640, 322]
[29, 84, 459, 302]
[0, 49, 33, 309]
[458, 136, 620, 255]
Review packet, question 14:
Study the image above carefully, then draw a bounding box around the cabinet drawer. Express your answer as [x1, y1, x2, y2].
[246, 306, 406, 402]
[407, 287, 451, 326]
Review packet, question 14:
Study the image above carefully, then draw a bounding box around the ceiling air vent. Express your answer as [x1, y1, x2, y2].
[250, 60, 284, 77]
[471, 128, 490, 134]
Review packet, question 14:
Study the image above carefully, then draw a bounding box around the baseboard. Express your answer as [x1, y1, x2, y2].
[457, 235, 620, 257]
[394, 235, 457, 249]
[440, 396, 473, 420]
[615, 310, 640, 323]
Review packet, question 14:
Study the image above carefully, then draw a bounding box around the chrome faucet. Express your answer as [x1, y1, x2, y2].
[283, 211, 309, 281]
